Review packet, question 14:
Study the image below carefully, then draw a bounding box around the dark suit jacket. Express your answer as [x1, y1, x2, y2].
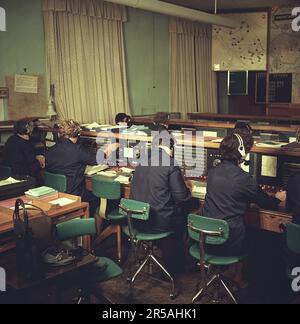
[45, 137, 97, 196]
[203, 160, 280, 253]
[131, 149, 192, 232]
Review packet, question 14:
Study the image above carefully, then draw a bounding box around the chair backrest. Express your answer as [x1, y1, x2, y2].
[92, 176, 121, 200]
[44, 171, 67, 193]
[286, 223, 300, 255]
[56, 218, 97, 241]
[119, 198, 150, 221]
[0, 165, 12, 178]
[188, 214, 229, 246]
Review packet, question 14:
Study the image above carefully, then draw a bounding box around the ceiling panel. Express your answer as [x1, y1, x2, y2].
[161, 0, 298, 12]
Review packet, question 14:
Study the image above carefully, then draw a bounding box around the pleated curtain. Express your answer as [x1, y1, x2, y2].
[169, 18, 217, 117]
[43, 0, 130, 124]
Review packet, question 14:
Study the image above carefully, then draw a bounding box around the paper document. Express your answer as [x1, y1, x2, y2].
[120, 167, 134, 174]
[261, 156, 277, 177]
[0, 177, 24, 187]
[256, 141, 286, 148]
[85, 165, 109, 175]
[49, 198, 76, 207]
[211, 138, 223, 143]
[14, 74, 38, 93]
[114, 176, 131, 184]
[203, 131, 218, 138]
[98, 171, 117, 177]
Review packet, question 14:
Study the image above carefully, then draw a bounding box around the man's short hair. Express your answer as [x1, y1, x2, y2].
[58, 120, 81, 138]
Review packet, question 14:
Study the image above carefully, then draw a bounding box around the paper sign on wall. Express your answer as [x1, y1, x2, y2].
[14, 74, 38, 94]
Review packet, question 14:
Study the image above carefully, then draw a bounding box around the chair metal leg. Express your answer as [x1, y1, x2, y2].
[192, 274, 218, 304]
[149, 255, 176, 299]
[220, 279, 238, 304]
[116, 225, 122, 263]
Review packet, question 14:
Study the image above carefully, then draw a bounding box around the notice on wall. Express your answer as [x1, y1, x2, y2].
[261, 155, 277, 178]
[14, 74, 38, 94]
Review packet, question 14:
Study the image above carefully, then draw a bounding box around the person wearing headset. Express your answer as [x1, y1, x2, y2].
[202, 132, 286, 287]
[130, 130, 196, 274]
[3, 119, 45, 178]
[45, 119, 118, 216]
[115, 113, 132, 127]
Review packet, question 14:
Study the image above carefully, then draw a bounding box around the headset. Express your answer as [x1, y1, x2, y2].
[14, 120, 34, 136]
[234, 133, 247, 160]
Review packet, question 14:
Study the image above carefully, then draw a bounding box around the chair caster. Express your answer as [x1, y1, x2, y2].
[169, 293, 177, 300]
[127, 277, 132, 283]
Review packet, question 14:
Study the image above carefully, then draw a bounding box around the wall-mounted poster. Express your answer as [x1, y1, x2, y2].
[212, 12, 268, 71]
[270, 5, 300, 103]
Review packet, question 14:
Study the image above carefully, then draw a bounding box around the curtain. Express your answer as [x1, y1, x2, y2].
[43, 0, 130, 124]
[169, 18, 217, 117]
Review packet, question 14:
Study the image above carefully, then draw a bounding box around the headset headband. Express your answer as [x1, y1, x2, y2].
[234, 133, 246, 159]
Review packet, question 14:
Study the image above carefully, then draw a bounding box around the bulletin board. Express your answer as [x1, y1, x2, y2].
[5, 74, 47, 120]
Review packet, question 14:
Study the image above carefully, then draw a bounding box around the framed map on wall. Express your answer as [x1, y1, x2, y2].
[212, 12, 268, 71]
[270, 5, 300, 103]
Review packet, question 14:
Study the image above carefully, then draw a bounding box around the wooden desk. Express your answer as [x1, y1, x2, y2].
[85, 175, 292, 234]
[131, 116, 298, 134]
[0, 196, 91, 253]
[0, 251, 96, 303]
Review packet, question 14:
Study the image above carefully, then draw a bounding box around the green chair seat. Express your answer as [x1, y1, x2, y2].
[189, 244, 246, 266]
[83, 257, 123, 283]
[106, 209, 126, 221]
[123, 226, 173, 241]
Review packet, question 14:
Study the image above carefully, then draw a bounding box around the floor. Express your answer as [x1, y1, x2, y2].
[93, 231, 300, 305]
[1, 229, 299, 304]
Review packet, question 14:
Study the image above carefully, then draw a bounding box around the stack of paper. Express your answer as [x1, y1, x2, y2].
[192, 183, 207, 199]
[114, 175, 131, 184]
[85, 165, 109, 176]
[120, 167, 134, 174]
[97, 170, 118, 177]
[0, 177, 24, 187]
[25, 186, 58, 199]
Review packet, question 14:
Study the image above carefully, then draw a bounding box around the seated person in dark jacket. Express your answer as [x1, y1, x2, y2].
[203, 132, 286, 286]
[3, 119, 45, 178]
[286, 172, 300, 225]
[131, 130, 195, 273]
[45, 119, 118, 216]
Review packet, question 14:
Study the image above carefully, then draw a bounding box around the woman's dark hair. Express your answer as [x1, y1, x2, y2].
[115, 113, 131, 125]
[14, 119, 34, 136]
[220, 132, 254, 164]
[234, 121, 253, 135]
[154, 112, 169, 125]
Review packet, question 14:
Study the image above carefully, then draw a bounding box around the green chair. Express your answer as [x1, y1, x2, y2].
[188, 214, 246, 304]
[92, 176, 126, 262]
[44, 171, 67, 192]
[119, 198, 175, 299]
[285, 223, 300, 281]
[56, 218, 123, 304]
[0, 165, 12, 178]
